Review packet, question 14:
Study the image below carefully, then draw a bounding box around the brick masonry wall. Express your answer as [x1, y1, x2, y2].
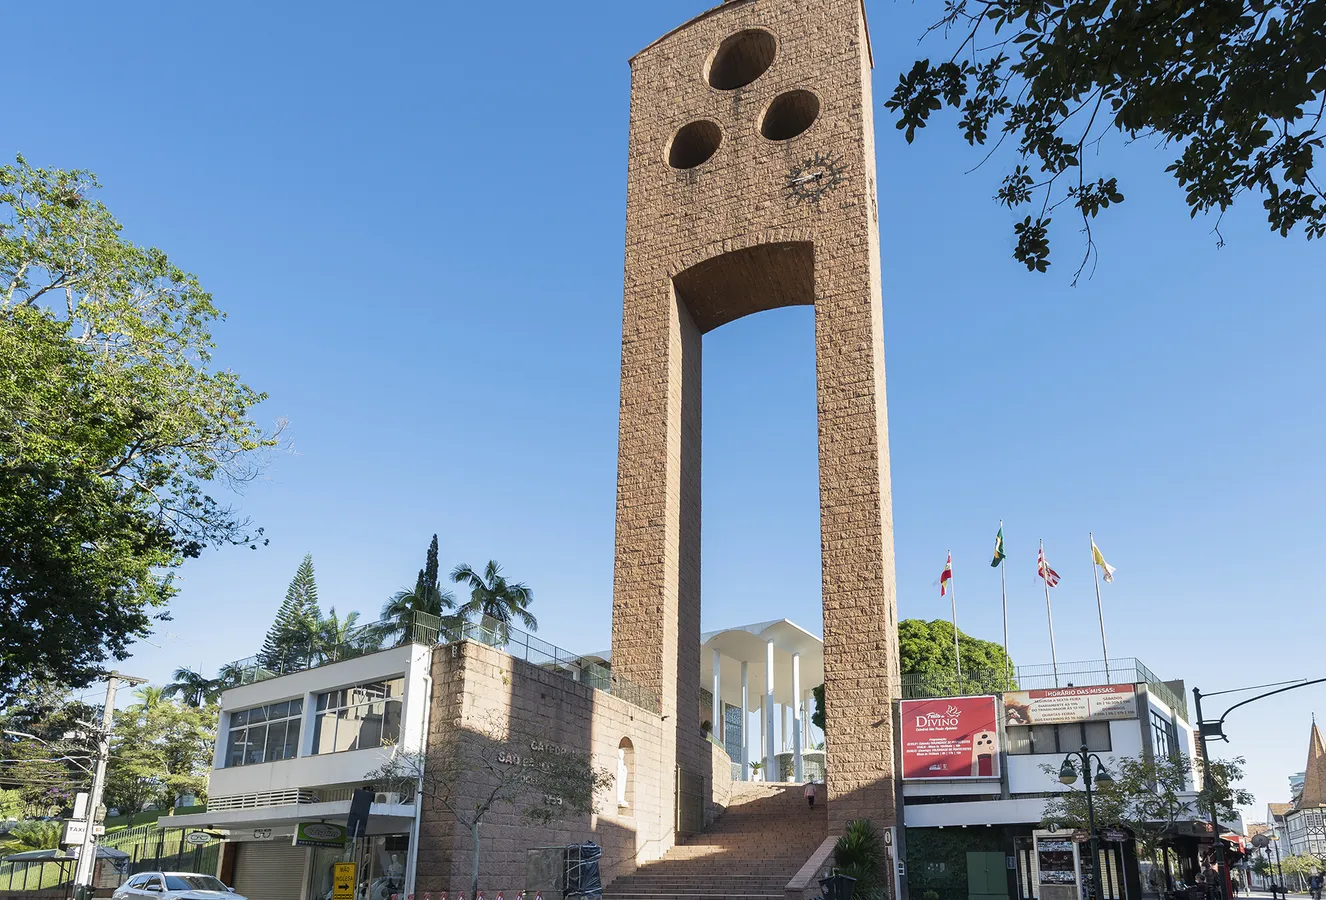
[611, 0, 901, 838]
[415, 641, 733, 894]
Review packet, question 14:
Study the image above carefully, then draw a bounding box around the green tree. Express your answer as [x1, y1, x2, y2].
[257, 554, 320, 671]
[381, 535, 457, 640]
[163, 667, 223, 708]
[885, 0, 1325, 278]
[0, 788, 22, 819]
[451, 560, 537, 640]
[0, 820, 61, 854]
[898, 618, 1015, 695]
[813, 619, 1014, 733]
[131, 685, 166, 711]
[104, 696, 214, 824]
[365, 716, 612, 899]
[0, 687, 97, 816]
[1041, 754, 1253, 859]
[0, 156, 276, 702]
[314, 607, 373, 662]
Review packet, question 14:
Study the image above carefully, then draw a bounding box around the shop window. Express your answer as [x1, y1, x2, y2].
[1006, 721, 1112, 755]
[224, 698, 304, 767]
[617, 737, 635, 812]
[313, 677, 404, 755]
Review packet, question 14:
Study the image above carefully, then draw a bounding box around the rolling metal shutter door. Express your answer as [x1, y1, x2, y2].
[233, 842, 305, 900]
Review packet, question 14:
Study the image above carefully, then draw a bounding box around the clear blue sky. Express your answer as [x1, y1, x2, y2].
[8, 1, 1323, 821]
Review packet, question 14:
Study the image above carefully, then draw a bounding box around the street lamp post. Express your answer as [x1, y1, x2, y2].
[1060, 743, 1115, 900]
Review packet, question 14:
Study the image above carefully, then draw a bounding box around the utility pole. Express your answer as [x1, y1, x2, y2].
[1192, 689, 1229, 898]
[1191, 677, 1326, 900]
[75, 672, 145, 899]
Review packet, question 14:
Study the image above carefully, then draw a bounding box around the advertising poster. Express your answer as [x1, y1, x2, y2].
[900, 696, 1000, 780]
[1003, 684, 1138, 726]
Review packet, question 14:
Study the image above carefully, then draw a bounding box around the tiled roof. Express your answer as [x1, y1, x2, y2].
[1299, 723, 1326, 809]
[1269, 802, 1293, 817]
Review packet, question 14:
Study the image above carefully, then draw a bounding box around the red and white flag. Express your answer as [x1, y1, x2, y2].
[937, 553, 953, 596]
[1037, 548, 1060, 587]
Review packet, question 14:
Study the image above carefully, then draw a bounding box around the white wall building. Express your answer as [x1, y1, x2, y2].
[173, 644, 433, 900]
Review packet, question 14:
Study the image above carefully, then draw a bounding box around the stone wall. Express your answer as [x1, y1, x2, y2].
[707, 738, 734, 827]
[416, 640, 732, 894]
[610, 0, 901, 838]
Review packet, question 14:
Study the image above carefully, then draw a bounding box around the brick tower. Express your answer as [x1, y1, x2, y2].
[610, 0, 901, 835]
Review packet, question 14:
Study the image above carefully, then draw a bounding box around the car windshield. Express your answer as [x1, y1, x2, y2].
[164, 876, 227, 892]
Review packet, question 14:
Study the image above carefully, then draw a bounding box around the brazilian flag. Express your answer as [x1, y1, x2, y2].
[991, 525, 1006, 567]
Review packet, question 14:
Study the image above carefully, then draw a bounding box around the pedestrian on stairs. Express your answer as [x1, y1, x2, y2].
[805, 781, 816, 808]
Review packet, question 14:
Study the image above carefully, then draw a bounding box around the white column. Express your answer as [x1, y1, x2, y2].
[740, 661, 750, 779]
[792, 651, 804, 782]
[765, 639, 776, 778]
[712, 648, 723, 743]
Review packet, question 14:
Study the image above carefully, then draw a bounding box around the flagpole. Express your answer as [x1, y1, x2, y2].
[949, 550, 963, 687]
[1090, 532, 1111, 682]
[1041, 538, 1060, 687]
[1000, 521, 1010, 691]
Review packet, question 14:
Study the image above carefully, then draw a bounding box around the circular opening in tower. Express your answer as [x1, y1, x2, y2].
[707, 29, 777, 90]
[760, 90, 820, 141]
[667, 120, 723, 169]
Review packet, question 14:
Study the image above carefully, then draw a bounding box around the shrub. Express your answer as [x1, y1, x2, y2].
[835, 818, 883, 893]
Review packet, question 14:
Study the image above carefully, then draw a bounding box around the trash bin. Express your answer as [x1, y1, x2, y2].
[820, 873, 857, 900]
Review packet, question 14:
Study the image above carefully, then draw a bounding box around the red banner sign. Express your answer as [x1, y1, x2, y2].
[900, 696, 1000, 779]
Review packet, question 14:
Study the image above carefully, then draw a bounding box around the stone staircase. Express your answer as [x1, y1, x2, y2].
[606, 783, 828, 900]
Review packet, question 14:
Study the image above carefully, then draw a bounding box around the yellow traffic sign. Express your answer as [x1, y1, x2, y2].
[332, 862, 356, 900]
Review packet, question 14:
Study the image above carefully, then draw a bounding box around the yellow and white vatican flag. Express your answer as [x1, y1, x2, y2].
[1091, 539, 1116, 583]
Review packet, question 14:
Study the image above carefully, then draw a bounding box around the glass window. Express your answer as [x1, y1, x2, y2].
[223, 699, 304, 767]
[1084, 721, 1112, 752]
[1030, 725, 1057, 754]
[165, 877, 227, 892]
[1007, 725, 1031, 755]
[313, 677, 405, 755]
[1057, 723, 1085, 751]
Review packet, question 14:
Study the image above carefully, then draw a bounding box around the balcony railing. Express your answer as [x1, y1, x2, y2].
[220, 612, 660, 714]
[220, 612, 444, 687]
[456, 618, 661, 714]
[900, 656, 1188, 719]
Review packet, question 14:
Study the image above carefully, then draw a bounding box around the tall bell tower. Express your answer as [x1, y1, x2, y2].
[610, 0, 901, 835]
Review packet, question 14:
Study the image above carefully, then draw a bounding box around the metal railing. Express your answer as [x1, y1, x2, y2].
[220, 612, 660, 714]
[900, 657, 1188, 719]
[221, 612, 446, 686]
[456, 619, 661, 714]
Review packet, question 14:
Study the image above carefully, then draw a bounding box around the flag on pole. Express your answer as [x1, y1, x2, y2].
[1037, 547, 1060, 587]
[991, 525, 1006, 567]
[1091, 540, 1116, 583]
[938, 553, 953, 596]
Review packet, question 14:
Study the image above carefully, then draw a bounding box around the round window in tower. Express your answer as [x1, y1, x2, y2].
[707, 29, 777, 90]
[667, 120, 723, 169]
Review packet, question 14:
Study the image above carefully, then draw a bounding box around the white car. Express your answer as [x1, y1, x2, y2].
[114, 872, 244, 900]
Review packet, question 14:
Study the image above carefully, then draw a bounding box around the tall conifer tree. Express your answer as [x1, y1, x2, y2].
[258, 554, 320, 671]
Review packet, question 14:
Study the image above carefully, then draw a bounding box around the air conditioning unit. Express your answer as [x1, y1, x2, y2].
[374, 792, 402, 805]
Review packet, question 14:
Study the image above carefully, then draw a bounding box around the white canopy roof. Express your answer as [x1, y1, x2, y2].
[586, 619, 824, 713]
[701, 619, 823, 712]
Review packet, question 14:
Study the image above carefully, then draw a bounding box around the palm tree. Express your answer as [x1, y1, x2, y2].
[381, 535, 456, 642]
[217, 662, 247, 688]
[317, 607, 367, 661]
[164, 667, 222, 708]
[450, 560, 537, 641]
[130, 685, 165, 711]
